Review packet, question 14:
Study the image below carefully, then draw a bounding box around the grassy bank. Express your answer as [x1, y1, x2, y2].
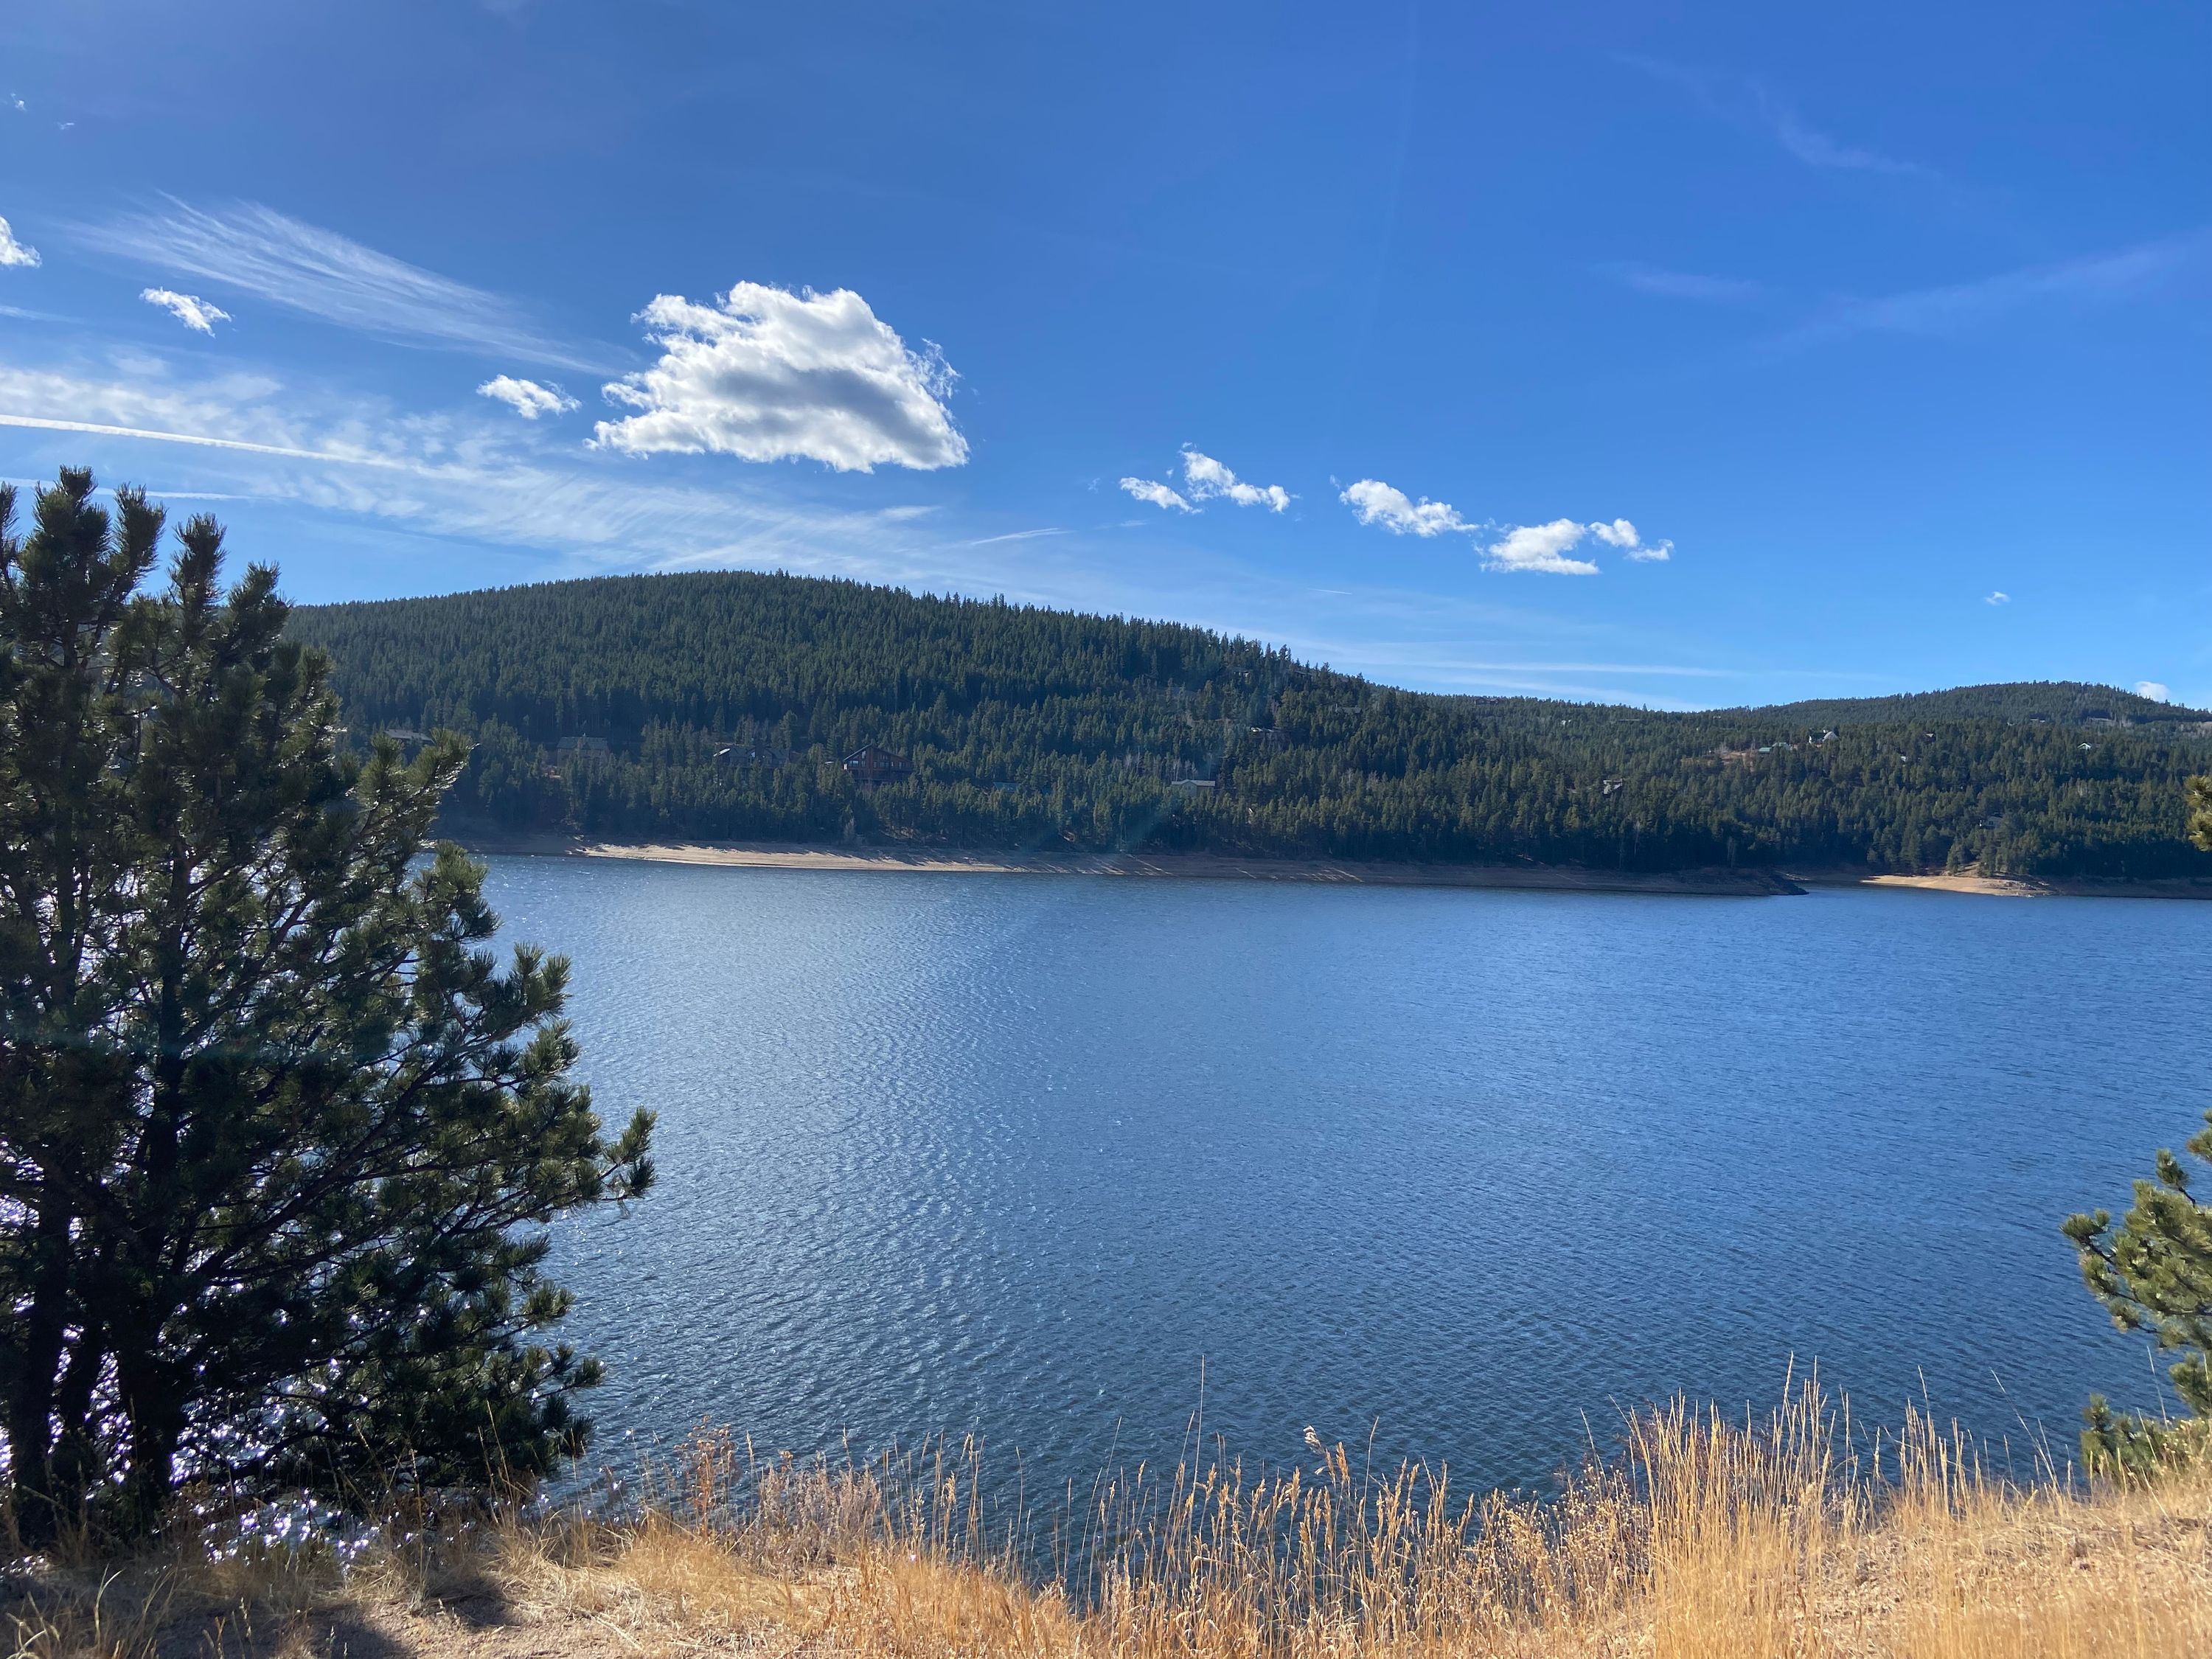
[10, 1386, 2208, 1658]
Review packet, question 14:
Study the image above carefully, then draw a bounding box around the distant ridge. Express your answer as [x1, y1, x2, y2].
[1733, 682, 2207, 729]
[288, 571, 2212, 880]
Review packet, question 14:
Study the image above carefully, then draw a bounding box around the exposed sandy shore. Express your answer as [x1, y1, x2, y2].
[463, 835, 1806, 897]
[458, 837, 2212, 900]
[1788, 867, 2212, 900]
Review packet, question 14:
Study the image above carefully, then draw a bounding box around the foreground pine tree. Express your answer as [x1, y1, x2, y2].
[2063, 775, 2212, 1476]
[0, 470, 653, 1545]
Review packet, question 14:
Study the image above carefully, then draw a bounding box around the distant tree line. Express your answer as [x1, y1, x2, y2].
[285, 572, 2212, 880]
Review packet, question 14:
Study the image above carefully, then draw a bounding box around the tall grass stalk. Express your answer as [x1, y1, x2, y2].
[7, 1380, 2206, 1657]
[532, 1380, 2208, 1658]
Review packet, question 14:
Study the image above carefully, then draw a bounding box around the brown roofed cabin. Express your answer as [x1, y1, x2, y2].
[841, 745, 913, 788]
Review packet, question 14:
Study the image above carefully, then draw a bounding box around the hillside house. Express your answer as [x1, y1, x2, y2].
[841, 745, 914, 788]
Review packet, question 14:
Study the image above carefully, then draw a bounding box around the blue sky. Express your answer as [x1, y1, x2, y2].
[0, 1, 2205, 709]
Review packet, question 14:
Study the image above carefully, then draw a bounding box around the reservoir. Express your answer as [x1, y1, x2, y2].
[484, 855, 2209, 1498]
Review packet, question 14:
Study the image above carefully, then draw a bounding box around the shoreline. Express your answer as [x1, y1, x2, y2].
[457, 834, 1806, 897]
[1784, 867, 2212, 900]
[451, 835, 2212, 900]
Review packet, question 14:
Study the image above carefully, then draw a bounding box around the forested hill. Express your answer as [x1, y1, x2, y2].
[1735, 683, 2205, 730]
[285, 572, 2212, 879]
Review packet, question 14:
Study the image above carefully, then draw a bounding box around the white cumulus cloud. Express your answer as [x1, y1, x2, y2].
[1486, 519, 1600, 576]
[141, 288, 230, 333]
[2137, 681, 2171, 703]
[1339, 479, 1471, 537]
[1180, 447, 1290, 511]
[478, 375, 578, 420]
[1120, 477, 1194, 512]
[1586, 518, 1672, 560]
[1984, 590, 2010, 605]
[1341, 479, 1666, 574]
[594, 283, 967, 472]
[0, 215, 40, 268]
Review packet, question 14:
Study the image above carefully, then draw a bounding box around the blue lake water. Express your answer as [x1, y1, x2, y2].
[482, 855, 2211, 1498]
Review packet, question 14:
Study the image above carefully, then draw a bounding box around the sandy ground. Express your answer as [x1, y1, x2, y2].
[465, 836, 1806, 897]
[72, 1478, 2212, 1659]
[1789, 868, 2212, 900]
[273, 1602, 808, 1659]
[453, 835, 2212, 901]
[220, 1596, 674, 1659]
[479, 838, 2212, 900]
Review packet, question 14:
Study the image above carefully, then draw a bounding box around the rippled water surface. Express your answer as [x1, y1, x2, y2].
[483, 857, 2211, 1495]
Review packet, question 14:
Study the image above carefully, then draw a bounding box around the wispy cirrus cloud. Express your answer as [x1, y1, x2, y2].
[1624, 58, 1935, 181]
[1748, 83, 1934, 179]
[0, 355, 981, 584]
[1603, 262, 1764, 303]
[0, 360, 431, 468]
[966, 526, 1067, 546]
[0, 411, 394, 467]
[594, 283, 967, 471]
[74, 200, 603, 369]
[1796, 232, 2210, 341]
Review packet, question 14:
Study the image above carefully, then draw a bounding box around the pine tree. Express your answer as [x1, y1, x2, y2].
[2061, 773, 2212, 1478]
[0, 470, 653, 1544]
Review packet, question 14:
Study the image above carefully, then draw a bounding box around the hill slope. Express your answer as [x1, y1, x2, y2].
[1739, 681, 2199, 729]
[286, 572, 2212, 879]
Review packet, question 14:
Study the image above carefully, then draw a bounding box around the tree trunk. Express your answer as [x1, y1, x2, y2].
[114, 1341, 185, 1538]
[6, 1197, 74, 1545]
[47, 1314, 107, 1528]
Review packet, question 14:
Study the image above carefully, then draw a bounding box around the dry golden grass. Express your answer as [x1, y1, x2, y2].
[7, 1384, 2208, 1659]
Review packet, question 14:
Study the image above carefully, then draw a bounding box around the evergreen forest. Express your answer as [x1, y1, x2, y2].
[285, 571, 2212, 878]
